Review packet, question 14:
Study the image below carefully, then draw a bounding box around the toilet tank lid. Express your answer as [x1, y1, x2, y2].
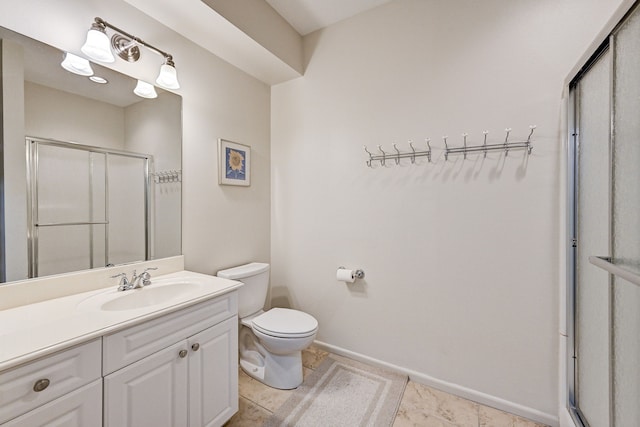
[217, 262, 270, 279]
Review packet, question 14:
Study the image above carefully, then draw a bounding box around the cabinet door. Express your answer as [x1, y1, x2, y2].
[3, 379, 102, 427]
[188, 317, 238, 427]
[104, 341, 189, 427]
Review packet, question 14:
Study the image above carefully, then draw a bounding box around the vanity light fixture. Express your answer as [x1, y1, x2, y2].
[134, 80, 158, 99]
[60, 52, 94, 76]
[80, 17, 180, 90]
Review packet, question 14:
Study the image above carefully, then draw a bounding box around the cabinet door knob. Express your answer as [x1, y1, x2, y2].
[178, 349, 188, 358]
[191, 343, 200, 351]
[33, 378, 50, 392]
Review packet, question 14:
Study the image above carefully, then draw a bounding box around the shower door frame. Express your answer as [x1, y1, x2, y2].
[566, 37, 614, 427]
[566, 1, 640, 425]
[26, 137, 153, 278]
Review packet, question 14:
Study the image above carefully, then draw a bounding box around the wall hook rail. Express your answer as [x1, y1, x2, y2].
[364, 138, 432, 166]
[363, 125, 536, 167]
[153, 169, 182, 183]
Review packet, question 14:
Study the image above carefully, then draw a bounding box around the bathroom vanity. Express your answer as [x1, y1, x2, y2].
[0, 259, 241, 427]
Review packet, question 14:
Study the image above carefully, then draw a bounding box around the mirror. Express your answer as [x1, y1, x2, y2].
[0, 26, 182, 283]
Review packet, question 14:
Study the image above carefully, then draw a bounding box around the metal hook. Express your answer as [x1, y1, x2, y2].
[482, 130, 489, 158]
[462, 133, 468, 160]
[443, 136, 449, 161]
[408, 140, 416, 164]
[526, 125, 536, 154]
[363, 145, 373, 167]
[504, 128, 512, 156]
[392, 143, 401, 165]
[425, 138, 432, 163]
[377, 145, 386, 166]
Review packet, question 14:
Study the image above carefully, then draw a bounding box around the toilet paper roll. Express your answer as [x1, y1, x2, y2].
[336, 268, 355, 283]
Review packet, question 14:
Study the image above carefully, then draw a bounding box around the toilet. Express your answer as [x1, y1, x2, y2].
[217, 262, 318, 390]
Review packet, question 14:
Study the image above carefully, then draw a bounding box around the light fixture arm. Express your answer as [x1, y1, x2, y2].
[93, 17, 172, 62]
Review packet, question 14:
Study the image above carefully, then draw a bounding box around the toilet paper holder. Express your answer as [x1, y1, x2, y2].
[337, 266, 365, 280]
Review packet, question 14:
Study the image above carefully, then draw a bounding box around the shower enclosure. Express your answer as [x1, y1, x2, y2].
[26, 137, 152, 278]
[567, 2, 640, 426]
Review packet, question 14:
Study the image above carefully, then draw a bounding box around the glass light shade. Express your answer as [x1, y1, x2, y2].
[133, 80, 158, 99]
[60, 52, 94, 76]
[89, 76, 108, 84]
[81, 28, 115, 63]
[156, 63, 180, 89]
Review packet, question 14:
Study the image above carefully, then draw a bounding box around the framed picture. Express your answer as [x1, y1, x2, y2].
[218, 138, 251, 186]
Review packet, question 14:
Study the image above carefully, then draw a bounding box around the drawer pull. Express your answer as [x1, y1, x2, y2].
[191, 343, 200, 351]
[33, 378, 50, 392]
[178, 349, 188, 358]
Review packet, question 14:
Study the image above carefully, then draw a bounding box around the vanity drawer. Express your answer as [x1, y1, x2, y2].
[103, 292, 237, 375]
[0, 339, 101, 424]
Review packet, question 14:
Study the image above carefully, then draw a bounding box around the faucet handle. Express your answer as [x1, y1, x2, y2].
[111, 273, 130, 291]
[140, 267, 158, 286]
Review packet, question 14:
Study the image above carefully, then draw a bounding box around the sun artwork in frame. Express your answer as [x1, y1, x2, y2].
[218, 138, 251, 186]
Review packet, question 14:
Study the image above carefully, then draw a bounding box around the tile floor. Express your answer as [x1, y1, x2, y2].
[224, 346, 549, 427]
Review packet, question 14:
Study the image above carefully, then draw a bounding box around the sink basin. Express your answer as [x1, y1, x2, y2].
[101, 283, 200, 311]
[78, 282, 203, 312]
[75, 271, 242, 313]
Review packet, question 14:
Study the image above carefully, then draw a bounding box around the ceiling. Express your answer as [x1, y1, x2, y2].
[265, 0, 393, 35]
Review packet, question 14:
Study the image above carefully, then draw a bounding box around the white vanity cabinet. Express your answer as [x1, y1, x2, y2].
[103, 293, 239, 427]
[0, 339, 102, 426]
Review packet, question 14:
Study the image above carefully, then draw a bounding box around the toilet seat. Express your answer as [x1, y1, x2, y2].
[252, 308, 318, 339]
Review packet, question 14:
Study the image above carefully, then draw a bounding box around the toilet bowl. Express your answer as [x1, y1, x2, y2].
[217, 263, 318, 390]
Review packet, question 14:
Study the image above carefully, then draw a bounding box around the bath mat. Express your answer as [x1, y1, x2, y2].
[263, 355, 408, 427]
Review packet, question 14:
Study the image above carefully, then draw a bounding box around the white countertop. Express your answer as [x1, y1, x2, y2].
[0, 270, 242, 372]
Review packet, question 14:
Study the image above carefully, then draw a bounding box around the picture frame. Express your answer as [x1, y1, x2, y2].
[218, 138, 251, 186]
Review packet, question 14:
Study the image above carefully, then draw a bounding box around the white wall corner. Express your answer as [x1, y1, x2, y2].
[202, 0, 304, 75]
[123, 0, 302, 85]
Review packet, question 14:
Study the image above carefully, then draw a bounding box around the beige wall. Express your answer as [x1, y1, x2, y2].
[270, 0, 623, 424]
[0, 0, 271, 277]
[25, 81, 125, 149]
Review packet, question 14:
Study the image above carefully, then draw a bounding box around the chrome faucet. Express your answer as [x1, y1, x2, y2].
[112, 267, 158, 291]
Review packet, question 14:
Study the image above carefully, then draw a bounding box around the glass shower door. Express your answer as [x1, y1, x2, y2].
[572, 48, 611, 427]
[27, 138, 151, 278]
[107, 154, 148, 265]
[30, 142, 107, 277]
[569, 3, 640, 426]
[611, 7, 640, 425]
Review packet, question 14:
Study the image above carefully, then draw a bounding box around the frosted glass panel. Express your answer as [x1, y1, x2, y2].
[613, 4, 640, 266]
[90, 152, 107, 223]
[37, 225, 91, 276]
[108, 155, 146, 265]
[37, 145, 91, 224]
[611, 9, 640, 427]
[91, 224, 107, 268]
[575, 50, 611, 427]
[612, 276, 640, 426]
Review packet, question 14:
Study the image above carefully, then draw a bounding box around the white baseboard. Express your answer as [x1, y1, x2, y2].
[313, 340, 559, 427]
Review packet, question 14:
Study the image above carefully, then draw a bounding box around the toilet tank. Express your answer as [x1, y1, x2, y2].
[217, 262, 270, 318]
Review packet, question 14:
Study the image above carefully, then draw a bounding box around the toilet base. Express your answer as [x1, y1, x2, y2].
[239, 325, 305, 389]
[240, 350, 303, 390]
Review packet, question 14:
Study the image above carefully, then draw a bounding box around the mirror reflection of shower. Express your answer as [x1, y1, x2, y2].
[26, 138, 152, 278]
